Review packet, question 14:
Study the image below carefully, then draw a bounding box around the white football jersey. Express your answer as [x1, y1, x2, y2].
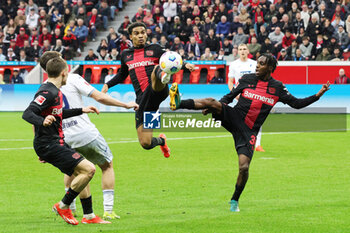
[228, 59, 257, 84]
[61, 74, 99, 148]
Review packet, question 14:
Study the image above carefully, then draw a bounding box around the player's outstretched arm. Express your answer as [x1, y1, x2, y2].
[102, 54, 129, 93]
[82, 106, 100, 114]
[90, 90, 139, 110]
[280, 82, 330, 109]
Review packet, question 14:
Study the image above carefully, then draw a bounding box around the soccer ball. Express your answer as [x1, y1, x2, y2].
[159, 51, 183, 75]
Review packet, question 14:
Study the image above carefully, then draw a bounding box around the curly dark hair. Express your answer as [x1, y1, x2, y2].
[261, 53, 278, 73]
[127, 22, 147, 35]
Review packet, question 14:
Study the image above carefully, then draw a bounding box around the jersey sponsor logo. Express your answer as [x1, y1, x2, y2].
[126, 55, 132, 59]
[62, 120, 78, 130]
[146, 50, 154, 56]
[51, 107, 62, 115]
[34, 95, 46, 105]
[243, 89, 276, 105]
[127, 60, 155, 70]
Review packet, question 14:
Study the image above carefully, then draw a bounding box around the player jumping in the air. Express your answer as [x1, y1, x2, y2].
[169, 53, 330, 212]
[102, 22, 195, 157]
[22, 57, 106, 225]
[39, 51, 138, 220]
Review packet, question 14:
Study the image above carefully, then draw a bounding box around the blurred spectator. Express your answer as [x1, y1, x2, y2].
[168, 16, 181, 41]
[179, 18, 193, 43]
[329, 48, 344, 61]
[331, 14, 344, 29]
[185, 37, 201, 58]
[192, 25, 205, 45]
[293, 48, 306, 61]
[200, 47, 215, 60]
[9, 39, 19, 56]
[268, 26, 284, 54]
[222, 38, 233, 56]
[31, 40, 41, 59]
[11, 69, 24, 84]
[4, 27, 16, 46]
[74, 19, 88, 52]
[306, 16, 321, 44]
[132, 8, 144, 22]
[85, 49, 98, 61]
[179, 5, 190, 23]
[238, 7, 250, 25]
[185, 51, 198, 61]
[299, 36, 315, 60]
[204, 29, 220, 54]
[62, 29, 77, 59]
[64, 20, 76, 36]
[287, 39, 299, 58]
[203, 16, 216, 35]
[346, 15, 350, 33]
[97, 39, 108, 53]
[63, 8, 75, 26]
[18, 49, 33, 61]
[30, 27, 39, 46]
[25, 0, 39, 16]
[334, 68, 350, 84]
[170, 37, 184, 52]
[247, 36, 261, 59]
[292, 12, 304, 34]
[52, 39, 65, 55]
[280, 14, 292, 33]
[210, 70, 225, 84]
[15, 27, 29, 48]
[143, 9, 153, 26]
[238, 0, 250, 12]
[118, 16, 131, 35]
[104, 68, 115, 83]
[0, 74, 5, 84]
[316, 47, 331, 61]
[0, 47, 6, 61]
[76, 7, 87, 21]
[163, 0, 177, 22]
[260, 37, 274, 54]
[0, 10, 8, 28]
[216, 16, 231, 42]
[158, 16, 169, 36]
[277, 48, 291, 61]
[86, 9, 101, 41]
[99, 48, 108, 60]
[152, 0, 163, 15]
[73, 0, 86, 16]
[51, 28, 63, 47]
[14, 10, 26, 27]
[159, 35, 170, 49]
[142, 0, 152, 11]
[336, 25, 348, 50]
[115, 34, 132, 53]
[253, 15, 266, 36]
[26, 8, 40, 29]
[50, 8, 62, 29]
[6, 48, 17, 61]
[3, 19, 16, 37]
[328, 36, 340, 54]
[216, 48, 226, 60]
[39, 27, 52, 46]
[300, 4, 310, 29]
[107, 33, 118, 52]
[232, 27, 248, 47]
[108, 48, 120, 60]
[288, 2, 300, 23]
[282, 29, 295, 49]
[98, 1, 110, 29]
[23, 40, 34, 58]
[39, 39, 52, 57]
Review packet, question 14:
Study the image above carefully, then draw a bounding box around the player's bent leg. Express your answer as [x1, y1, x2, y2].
[151, 65, 170, 92]
[175, 97, 223, 115]
[230, 154, 251, 212]
[137, 125, 167, 153]
[71, 159, 96, 193]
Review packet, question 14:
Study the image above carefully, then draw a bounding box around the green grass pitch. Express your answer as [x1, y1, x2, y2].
[0, 112, 349, 233]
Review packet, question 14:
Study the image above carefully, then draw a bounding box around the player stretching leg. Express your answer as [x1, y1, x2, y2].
[22, 58, 101, 225]
[102, 22, 195, 157]
[228, 44, 264, 152]
[170, 54, 330, 212]
[39, 52, 138, 220]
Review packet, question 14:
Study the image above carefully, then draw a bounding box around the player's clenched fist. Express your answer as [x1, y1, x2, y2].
[316, 81, 330, 98]
[126, 102, 139, 110]
[43, 115, 56, 126]
[83, 106, 100, 114]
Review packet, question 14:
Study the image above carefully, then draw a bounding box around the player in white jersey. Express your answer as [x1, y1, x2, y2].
[41, 51, 138, 221]
[227, 44, 265, 152]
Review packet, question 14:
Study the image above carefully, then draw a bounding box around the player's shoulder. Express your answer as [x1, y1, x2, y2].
[147, 43, 162, 50]
[36, 82, 57, 100]
[121, 48, 133, 58]
[269, 76, 284, 87]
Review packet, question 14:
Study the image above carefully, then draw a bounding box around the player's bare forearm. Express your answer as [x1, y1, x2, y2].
[101, 84, 109, 93]
[315, 81, 330, 98]
[91, 90, 139, 110]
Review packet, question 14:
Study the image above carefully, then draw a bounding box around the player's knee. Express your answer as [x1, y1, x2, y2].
[239, 164, 249, 174]
[86, 163, 96, 179]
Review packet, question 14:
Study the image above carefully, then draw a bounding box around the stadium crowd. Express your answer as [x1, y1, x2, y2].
[84, 0, 350, 62]
[0, 0, 123, 61]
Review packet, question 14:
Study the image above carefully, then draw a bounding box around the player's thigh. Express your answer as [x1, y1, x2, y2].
[73, 158, 95, 176]
[137, 124, 153, 144]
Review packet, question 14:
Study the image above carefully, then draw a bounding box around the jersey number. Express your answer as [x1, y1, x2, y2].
[62, 93, 70, 109]
[249, 135, 256, 145]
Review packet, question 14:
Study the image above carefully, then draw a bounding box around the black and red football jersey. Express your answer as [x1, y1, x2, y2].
[220, 73, 319, 131]
[106, 44, 165, 103]
[22, 82, 82, 145]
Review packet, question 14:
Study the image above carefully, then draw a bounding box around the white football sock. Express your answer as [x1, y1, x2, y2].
[256, 127, 262, 147]
[83, 213, 96, 220]
[103, 190, 114, 213]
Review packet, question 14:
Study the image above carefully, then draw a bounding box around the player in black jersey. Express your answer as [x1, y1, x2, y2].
[22, 57, 107, 225]
[101, 22, 195, 158]
[169, 54, 330, 212]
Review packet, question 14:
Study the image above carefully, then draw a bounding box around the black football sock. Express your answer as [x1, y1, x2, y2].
[80, 196, 93, 215]
[231, 184, 245, 201]
[61, 188, 79, 206]
[179, 99, 195, 109]
[145, 137, 165, 150]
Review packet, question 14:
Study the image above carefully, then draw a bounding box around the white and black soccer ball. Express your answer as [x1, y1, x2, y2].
[159, 51, 183, 75]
